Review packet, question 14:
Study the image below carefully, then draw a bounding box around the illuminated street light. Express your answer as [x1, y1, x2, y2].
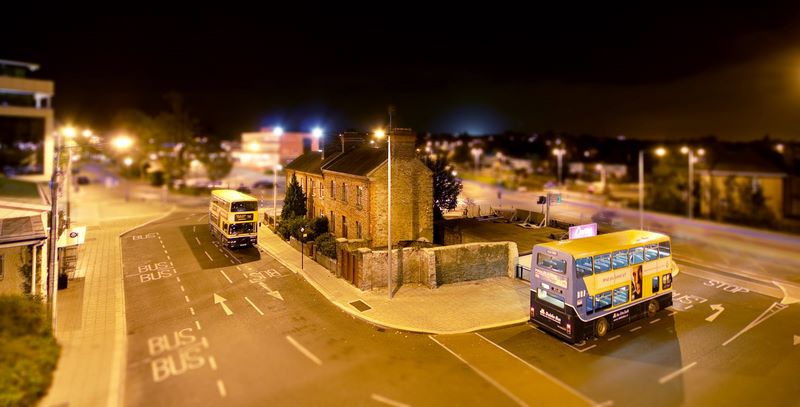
[82, 129, 93, 138]
[312, 127, 323, 139]
[112, 135, 134, 151]
[775, 143, 785, 154]
[273, 126, 284, 137]
[123, 157, 134, 167]
[62, 126, 77, 139]
[552, 147, 566, 186]
[697, 148, 706, 157]
[655, 147, 667, 157]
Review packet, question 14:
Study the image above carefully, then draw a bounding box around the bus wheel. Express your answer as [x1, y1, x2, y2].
[647, 300, 660, 318]
[595, 317, 609, 338]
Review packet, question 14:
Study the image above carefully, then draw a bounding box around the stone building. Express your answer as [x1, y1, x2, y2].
[284, 129, 433, 249]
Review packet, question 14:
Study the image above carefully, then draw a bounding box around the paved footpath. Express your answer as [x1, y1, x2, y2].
[41, 183, 174, 407]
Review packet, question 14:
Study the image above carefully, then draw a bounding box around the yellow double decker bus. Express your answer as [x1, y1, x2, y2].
[530, 230, 676, 342]
[209, 189, 259, 249]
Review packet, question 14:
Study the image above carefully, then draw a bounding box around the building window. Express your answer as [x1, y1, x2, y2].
[330, 211, 335, 232]
[330, 181, 336, 200]
[356, 186, 363, 208]
[342, 215, 348, 238]
[356, 221, 362, 239]
[320, 182, 324, 198]
[311, 180, 316, 197]
[342, 183, 348, 202]
[0, 255, 3, 281]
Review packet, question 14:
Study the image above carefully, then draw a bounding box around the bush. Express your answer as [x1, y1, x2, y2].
[0, 295, 61, 407]
[314, 233, 338, 259]
[277, 216, 310, 241]
[309, 216, 329, 239]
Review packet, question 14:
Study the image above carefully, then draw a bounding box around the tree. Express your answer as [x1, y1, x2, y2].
[281, 174, 307, 220]
[419, 153, 463, 220]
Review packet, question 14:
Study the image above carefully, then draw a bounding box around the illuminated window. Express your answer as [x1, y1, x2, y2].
[356, 186, 363, 207]
[613, 286, 629, 306]
[537, 288, 565, 309]
[644, 244, 659, 261]
[629, 247, 644, 265]
[342, 183, 348, 202]
[652, 276, 660, 293]
[593, 253, 611, 273]
[576, 257, 593, 277]
[537, 253, 565, 273]
[330, 181, 336, 200]
[594, 291, 612, 312]
[612, 249, 628, 269]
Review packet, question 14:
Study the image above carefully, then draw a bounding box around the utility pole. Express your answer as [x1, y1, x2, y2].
[47, 133, 62, 332]
[387, 105, 394, 299]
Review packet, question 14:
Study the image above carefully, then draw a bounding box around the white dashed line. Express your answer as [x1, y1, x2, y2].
[607, 335, 621, 341]
[195, 320, 202, 330]
[235, 265, 242, 271]
[204, 251, 214, 261]
[630, 326, 642, 332]
[668, 311, 677, 317]
[245, 296, 264, 315]
[176, 276, 181, 282]
[217, 380, 227, 397]
[180, 285, 185, 292]
[371, 394, 410, 407]
[195, 237, 202, 245]
[286, 335, 322, 366]
[189, 307, 195, 315]
[219, 270, 233, 284]
[185, 295, 190, 303]
[659, 362, 698, 384]
[209, 356, 217, 370]
[650, 318, 661, 324]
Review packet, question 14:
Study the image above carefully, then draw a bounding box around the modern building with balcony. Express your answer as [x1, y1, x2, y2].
[0, 59, 55, 178]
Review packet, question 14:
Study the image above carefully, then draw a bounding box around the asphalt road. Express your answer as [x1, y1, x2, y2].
[122, 210, 800, 406]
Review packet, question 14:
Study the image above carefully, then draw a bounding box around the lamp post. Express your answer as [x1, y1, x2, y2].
[680, 146, 704, 219]
[552, 147, 566, 186]
[300, 226, 305, 270]
[374, 128, 394, 299]
[273, 164, 282, 227]
[639, 147, 667, 230]
[470, 147, 483, 172]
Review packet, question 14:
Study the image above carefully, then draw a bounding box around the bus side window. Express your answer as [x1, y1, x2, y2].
[652, 276, 660, 293]
[595, 291, 612, 312]
[593, 253, 611, 273]
[612, 250, 628, 269]
[586, 296, 594, 314]
[613, 286, 629, 306]
[630, 247, 644, 265]
[659, 241, 671, 258]
[576, 257, 593, 278]
[645, 244, 659, 262]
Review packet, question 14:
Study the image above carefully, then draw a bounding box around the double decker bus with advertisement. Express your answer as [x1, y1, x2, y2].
[209, 189, 259, 248]
[530, 230, 676, 342]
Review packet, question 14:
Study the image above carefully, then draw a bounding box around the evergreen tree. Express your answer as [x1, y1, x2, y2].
[420, 153, 463, 220]
[281, 173, 307, 220]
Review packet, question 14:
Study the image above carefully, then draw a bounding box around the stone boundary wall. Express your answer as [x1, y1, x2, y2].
[354, 241, 518, 291]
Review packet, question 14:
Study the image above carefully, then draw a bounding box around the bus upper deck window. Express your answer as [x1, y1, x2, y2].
[576, 257, 593, 278]
[644, 244, 659, 262]
[537, 253, 566, 273]
[630, 247, 644, 265]
[659, 241, 671, 258]
[593, 253, 611, 273]
[612, 249, 628, 269]
[231, 201, 258, 212]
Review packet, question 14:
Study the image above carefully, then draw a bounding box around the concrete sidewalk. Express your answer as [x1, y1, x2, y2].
[41, 184, 175, 407]
[257, 226, 531, 335]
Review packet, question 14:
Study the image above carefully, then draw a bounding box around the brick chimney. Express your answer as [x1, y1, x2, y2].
[390, 128, 417, 160]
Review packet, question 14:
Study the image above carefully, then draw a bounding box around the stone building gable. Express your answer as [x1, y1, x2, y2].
[368, 158, 433, 248]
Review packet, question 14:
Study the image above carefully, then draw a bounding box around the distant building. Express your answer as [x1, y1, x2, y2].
[232, 128, 320, 170]
[0, 59, 54, 177]
[285, 129, 433, 249]
[699, 150, 787, 220]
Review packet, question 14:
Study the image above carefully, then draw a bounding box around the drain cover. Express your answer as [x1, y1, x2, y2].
[349, 300, 372, 312]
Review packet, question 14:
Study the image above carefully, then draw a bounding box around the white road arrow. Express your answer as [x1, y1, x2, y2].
[258, 281, 284, 301]
[794, 335, 799, 346]
[705, 304, 725, 322]
[214, 293, 233, 315]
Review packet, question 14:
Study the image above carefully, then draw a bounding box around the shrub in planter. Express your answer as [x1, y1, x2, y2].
[314, 233, 338, 259]
[0, 295, 61, 407]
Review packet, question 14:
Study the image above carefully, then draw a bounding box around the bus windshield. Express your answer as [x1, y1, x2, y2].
[231, 201, 258, 212]
[229, 222, 255, 235]
[537, 253, 566, 273]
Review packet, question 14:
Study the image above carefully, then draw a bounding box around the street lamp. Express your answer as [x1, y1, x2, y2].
[552, 147, 566, 186]
[299, 226, 306, 270]
[470, 147, 483, 171]
[123, 157, 133, 201]
[273, 164, 282, 227]
[680, 146, 704, 220]
[374, 128, 394, 299]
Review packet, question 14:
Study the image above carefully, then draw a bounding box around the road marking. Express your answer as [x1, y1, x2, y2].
[370, 394, 410, 407]
[204, 251, 214, 261]
[650, 318, 661, 324]
[607, 335, 621, 341]
[659, 362, 698, 384]
[209, 356, 217, 371]
[219, 270, 233, 284]
[185, 295, 190, 303]
[235, 265, 242, 271]
[243, 273, 248, 278]
[180, 285, 185, 292]
[202, 337, 209, 348]
[193, 225, 196, 232]
[195, 320, 202, 330]
[213, 293, 233, 316]
[163, 250, 168, 254]
[166, 255, 171, 261]
[258, 281, 284, 301]
[705, 304, 725, 322]
[563, 341, 597, 353]
[217, 379, 227, 397]
[668, 311, 677, 317]
[685, 305, 693, 310]
[195, 237, 202, 246]
[630, 326, 642, 332]
[429, 335, 526, 407]
[794, 335, 800, 346]
[286, 335, 322, 366]
[245, 296, 264, 315]
[176, 277, 181, 282]
[189, 307, 195, 315]
[723, 302, 787, 346]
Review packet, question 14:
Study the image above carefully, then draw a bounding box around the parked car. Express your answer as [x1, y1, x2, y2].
[77, 176, 90, 185]
[236, 184, 252, 194]
[252, 180, 274, 189]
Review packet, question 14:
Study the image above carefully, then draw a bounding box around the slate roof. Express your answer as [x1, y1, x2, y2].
[285, 145, 389, 178]
[0, 215, 46, 244]
[284, 151, 323, 175]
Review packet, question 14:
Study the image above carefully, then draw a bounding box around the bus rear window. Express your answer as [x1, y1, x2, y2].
[537, 253, 566, 273]
[231, 201, 258, 212]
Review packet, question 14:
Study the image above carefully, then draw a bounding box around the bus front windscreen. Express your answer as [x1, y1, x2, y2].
[537, 253, 566, 273]
[231, 201, 258, 212]
[229, 222, 255, 235]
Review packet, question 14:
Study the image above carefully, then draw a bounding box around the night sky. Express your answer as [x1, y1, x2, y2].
[5, 7, 800, 141]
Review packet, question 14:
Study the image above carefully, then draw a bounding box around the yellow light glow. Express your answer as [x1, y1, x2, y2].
[697, 148, 706, 156]
[112, 135, 134, 150]
[655, 147, 667, 157]
[680, 146, 689, 154]
[123, 157, 134, 166]
[82, 129, 93, 138]
[374, 129, 386, 139]
[62, 126, 77, 138]
[247, 142, 260, 152]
